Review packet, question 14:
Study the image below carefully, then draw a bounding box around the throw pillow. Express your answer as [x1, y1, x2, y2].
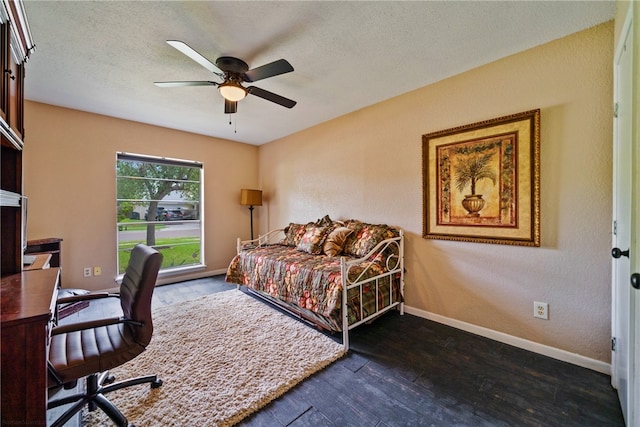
[343, 221, 395, 257]
[323, 227, 353, 257]
[296, 226, 329, 255]
[342, 220, 365, 255]
[282, 223, 309, 246]
[315, 215, 334, 227]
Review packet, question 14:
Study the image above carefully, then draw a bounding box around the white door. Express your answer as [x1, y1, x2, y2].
[611, 7, 636, 425]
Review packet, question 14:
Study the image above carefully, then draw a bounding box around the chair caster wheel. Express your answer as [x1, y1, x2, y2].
[104, 374, 116, 384]
[151, 378, 163, 389]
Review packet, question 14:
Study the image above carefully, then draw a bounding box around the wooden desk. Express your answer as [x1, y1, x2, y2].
[1, 268, 60, 426]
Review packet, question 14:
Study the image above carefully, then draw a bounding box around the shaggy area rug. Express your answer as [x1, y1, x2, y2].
[83, 289, 345, 426]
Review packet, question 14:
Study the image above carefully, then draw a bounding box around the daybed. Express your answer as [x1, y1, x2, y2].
[225, 216, 404, 349]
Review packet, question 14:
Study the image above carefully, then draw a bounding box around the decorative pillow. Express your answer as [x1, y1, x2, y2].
[323, 227, 353, 257]
[342, 220, 365, 255]
[342, 221, 396, 257]
[315, 215, 334, 227]
[282, 223, 310, 246]
[296, 226, 329, 255]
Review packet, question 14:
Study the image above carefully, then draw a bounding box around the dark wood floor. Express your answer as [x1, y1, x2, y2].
[58, 275, 624, 427]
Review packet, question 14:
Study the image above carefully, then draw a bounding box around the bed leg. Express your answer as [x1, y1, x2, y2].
[341, 257, 350, 352]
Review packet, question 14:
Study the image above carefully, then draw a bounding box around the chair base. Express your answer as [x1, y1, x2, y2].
[48, 370, 162, 427]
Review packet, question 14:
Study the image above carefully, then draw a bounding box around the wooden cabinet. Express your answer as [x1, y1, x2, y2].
[0, 22, 8, 123]
[1, 22, 25, 140]
[0, 0, 32, 146]
[0, 0, 34, 277]
[1, 268, 60, 426]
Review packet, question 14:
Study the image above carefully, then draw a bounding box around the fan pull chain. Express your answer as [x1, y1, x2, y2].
[228, 114, 238, 133]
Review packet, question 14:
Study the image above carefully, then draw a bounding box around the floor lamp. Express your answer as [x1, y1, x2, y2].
[240, 189, 262, 240]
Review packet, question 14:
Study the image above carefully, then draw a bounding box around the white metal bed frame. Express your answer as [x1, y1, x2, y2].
[235, 228, 405, 350]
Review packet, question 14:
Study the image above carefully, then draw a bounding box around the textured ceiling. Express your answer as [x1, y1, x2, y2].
[23, 1, 615, 145]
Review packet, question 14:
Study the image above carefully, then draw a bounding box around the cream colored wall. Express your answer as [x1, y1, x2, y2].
[23, 101, 259, 291]
[260, 23, 614, 362]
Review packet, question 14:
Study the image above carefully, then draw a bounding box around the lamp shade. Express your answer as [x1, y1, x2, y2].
[219, 82, 247, 102]
[240, 189, 262, 206]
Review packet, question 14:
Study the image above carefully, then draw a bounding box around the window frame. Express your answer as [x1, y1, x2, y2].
[115, 152, 205, 278]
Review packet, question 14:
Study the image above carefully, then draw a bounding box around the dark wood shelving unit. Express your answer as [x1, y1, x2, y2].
[0, 3, 50, 426]
[0, 0, 35, 277]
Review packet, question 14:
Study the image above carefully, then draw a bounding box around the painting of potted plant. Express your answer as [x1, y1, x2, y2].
[454, 151, 497, 217]
[422, 109, 540, 246]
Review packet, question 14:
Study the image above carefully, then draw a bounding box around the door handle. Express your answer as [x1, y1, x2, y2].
[632, 273, 640, 290]
[612, 247, 630, 259]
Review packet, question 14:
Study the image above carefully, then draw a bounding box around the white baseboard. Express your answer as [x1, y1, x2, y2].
[404, 305, 611, 375]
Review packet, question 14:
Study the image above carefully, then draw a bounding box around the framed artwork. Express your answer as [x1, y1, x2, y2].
[422, 109, 540, 246]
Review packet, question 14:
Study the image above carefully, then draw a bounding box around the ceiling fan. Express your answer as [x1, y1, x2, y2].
[155, 41, 296, 114]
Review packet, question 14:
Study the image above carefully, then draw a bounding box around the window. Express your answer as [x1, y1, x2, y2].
[116, 152, 203, 275]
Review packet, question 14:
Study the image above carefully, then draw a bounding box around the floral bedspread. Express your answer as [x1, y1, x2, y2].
[225, 244, 400, 331]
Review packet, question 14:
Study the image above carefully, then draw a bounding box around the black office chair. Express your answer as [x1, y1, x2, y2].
[47, 244, 163, 427]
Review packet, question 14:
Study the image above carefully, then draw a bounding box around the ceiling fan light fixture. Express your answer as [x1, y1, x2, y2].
[218, 82, 247, 102]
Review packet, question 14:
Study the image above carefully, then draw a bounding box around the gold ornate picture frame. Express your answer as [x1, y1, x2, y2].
[422, 109, 540, 246]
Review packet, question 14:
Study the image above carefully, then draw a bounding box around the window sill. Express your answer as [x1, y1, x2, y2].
[116, 264, 206, 284]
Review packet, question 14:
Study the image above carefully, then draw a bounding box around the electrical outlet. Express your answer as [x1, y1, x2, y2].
[93, 266, 102, 276]
[534, 301, 549, 320]
[83, 267, 92, 277]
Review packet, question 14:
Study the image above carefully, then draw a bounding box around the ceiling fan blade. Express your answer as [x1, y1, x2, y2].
[224, 99, 237, 114]
[166, 40, 223, 75]
[244, 59, 294, 82]
[154, 81, 218, 88]
[247, 86, 296, 109]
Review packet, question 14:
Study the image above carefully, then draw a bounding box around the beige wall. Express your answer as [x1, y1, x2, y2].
[23, 102, 259, 291]
[259, 23, 614, 362]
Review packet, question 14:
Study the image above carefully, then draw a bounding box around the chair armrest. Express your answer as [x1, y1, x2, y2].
[51, 317, 124, 335]
[52, 317, 144, 335]
[56, 292, 119, 305]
